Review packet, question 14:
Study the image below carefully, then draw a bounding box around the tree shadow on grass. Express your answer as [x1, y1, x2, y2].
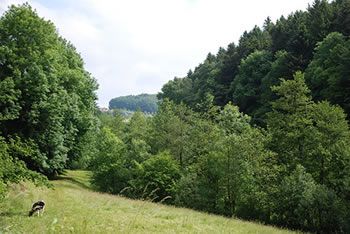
[50, 170, 96, 191]
[64, 177, 96, 191]
[50, 170, 68, 181]
[55, 179, 97, 192]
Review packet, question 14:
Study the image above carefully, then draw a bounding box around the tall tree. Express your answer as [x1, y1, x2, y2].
[90, 127, 128, 194]
[266, 72, 313, 173]
[237, 26, 272, 59]
[125, 109, 151, 164]
[332, 0, 350, 37]
[157, 77, 193, 106]
[307, 101, 350, 192]
[305, 32, 350, 117]
[267, 71, 350, 192]
[149, 99, 192, 167]
[259, 50, 298, 121]
[190, 53, 218, 105]
[306, 0, 334, 47]
[231, 50, 273, 122]
[0, 4, 98, 176]
[213, 43, 240, 106]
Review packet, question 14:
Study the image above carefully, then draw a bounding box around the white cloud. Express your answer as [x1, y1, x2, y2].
[0, 0, 22, 11]
[0, 0, 314, 107]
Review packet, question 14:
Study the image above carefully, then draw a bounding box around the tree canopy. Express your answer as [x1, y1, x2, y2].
[0, 4, 98, 177]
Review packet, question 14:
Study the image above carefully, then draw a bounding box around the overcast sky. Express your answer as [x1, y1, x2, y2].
[0, 0, 315, 107]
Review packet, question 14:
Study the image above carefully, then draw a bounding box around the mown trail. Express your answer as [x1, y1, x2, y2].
[0, 171, 296, 233]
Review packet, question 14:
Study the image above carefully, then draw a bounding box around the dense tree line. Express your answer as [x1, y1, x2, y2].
[0, 4, 97, 197]
[109, 94, 158, 113]
[158, 0, 350, 125]
[92, 74, 350, 232]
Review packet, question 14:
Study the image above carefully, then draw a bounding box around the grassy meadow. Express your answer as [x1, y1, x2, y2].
[0, 171, 297, 233]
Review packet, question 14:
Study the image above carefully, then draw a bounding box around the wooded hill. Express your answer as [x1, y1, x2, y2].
[109, 94, 158, 113]
[158, 0, 350, 125]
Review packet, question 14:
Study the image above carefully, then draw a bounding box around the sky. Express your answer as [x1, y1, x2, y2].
[0, 0, 315, 107]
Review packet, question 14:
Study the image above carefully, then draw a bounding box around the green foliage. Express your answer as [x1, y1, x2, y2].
[266, 72, 313, 172]
[0, 76, 21, 121]
[125, 109, 151, 163]
[131, 152, 181, 203]
[273, 165, 346, 233]
[126, 109, 149, 142]
[306, 0, 334, 47]
[333, 0, 350, 36]
[213, 44, 240, 106]
[215, 104, 276, 219]
[231, 50, 273, 122]
[267, 72, 350, 188]
[157, 77, 193, 105]
[237, 26, 272, 59]
[307, 101, 350, 191]
[269, 71, 312, 113]
[97, 108, 125, 137]
[109, 94, 158, 113]
[169, 102, 277, 220]
[0, 136, 49, 200]
[149, 99, 193, 167]
[92, 90, 350, 232]
[174, 173, 201, 209]
[259, 50, 300, 123]
[158, 53, 220, 109]
[0, 4, 98, 176]
[68, 129, 98, 170]
[305, 32, 350, 116]
[90, 127, 129, 194]
[266, 72, 350, 232]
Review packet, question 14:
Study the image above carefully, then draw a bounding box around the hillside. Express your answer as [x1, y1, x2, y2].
[0, 171, 295, 233]
[158, 0, 350, 124]
[109, 94, 158, 113]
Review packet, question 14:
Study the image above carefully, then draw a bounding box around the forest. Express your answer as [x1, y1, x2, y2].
[0, 1, 349, 233]
[158, 0, 350, 126]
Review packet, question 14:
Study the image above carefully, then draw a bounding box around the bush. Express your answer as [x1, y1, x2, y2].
[273, 165, 347, 233]
[0, 136, 49, 200]
[175, 173, 201, 209]
[92, 162, 132, 194]
[130, 152, 181, 203]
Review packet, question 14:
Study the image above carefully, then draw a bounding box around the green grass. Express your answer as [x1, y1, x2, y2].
[1, 170, 297, 233]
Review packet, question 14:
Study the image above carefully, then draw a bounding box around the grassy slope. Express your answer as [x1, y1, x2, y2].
[0, 171, 297, 234]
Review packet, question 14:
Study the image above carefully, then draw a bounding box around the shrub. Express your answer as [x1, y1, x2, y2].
[131, 152, 181, 203]
[273, 165, 347, 233]
[175, 172, 201, 209]
[0, 136, 49, 200]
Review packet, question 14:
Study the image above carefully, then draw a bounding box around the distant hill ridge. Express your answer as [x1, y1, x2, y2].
[109, 93, 158, 113]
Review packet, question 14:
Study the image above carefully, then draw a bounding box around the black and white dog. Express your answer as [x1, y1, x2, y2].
[29, 200, 45, 217]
